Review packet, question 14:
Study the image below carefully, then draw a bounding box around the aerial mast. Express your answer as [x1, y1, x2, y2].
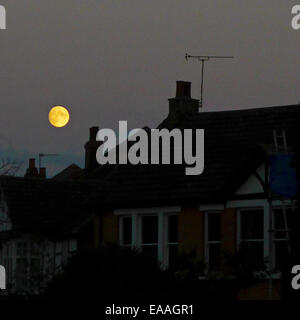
[185, 54, 234, 108]
[38, 153, 59, 170]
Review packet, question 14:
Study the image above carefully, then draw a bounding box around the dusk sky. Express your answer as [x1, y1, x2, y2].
[0, 0, 299, 176]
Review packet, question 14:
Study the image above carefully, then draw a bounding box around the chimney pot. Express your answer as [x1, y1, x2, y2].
[29, 158, 35, 169]
[25, 158, 39, 178]
[85, 127, 102, 171]
[90, 127, 99, 141]
[39, 167, 46, 179]
[176, 81, 191, 98]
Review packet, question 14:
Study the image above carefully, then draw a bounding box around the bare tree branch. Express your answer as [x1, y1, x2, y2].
[0, 158, 22, 176]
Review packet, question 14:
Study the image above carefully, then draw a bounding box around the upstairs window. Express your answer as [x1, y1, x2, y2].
[206, 212, 221, 271]
[119, 216, 132, 250]
[239, 209, 264, 270]
[118, 210, 179, 268]
[15, 241, 41, 292]
[168, 215, 178, 269]
[141, 215, 158, 259]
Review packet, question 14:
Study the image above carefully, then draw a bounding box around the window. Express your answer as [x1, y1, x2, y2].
[205, 212, 221, 271]
[141, 216, 158, 259]
[0, 209, 9, 232]
[167, 215, 178, 268]
[16, 242, 29, 291]
[15, 241, 41, 292]
[54, 242, 62, 269]
[69, 239, 77, 253]
[117, 209, 180, 268]
[239, 209, 264, 270]
[120, 216, 132, 248]
[273, 207, 293, 270]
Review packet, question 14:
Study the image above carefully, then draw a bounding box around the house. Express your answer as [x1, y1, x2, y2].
[0, 164, 98, 294]
[0, 80, 298, 299]
[86, 81, 299, 299]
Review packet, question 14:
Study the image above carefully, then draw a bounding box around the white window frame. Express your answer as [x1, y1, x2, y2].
[230, 199, 295, 269]
[237, 207, 265, 268]
[115, 207, 181, 269]
[119, 215, 134, 248]
[139, 214, 160, 260]
[204, 211, 221, 272]
[165, 213, 179, 268]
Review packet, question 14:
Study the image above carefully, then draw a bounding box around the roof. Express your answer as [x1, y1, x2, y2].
[0, 176, 98, 237]
[1, 105, 298, 234]
[52, 163, 83, 180]
[89, 104, 300, 209]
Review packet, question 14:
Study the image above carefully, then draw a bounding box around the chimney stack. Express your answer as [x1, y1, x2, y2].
[84, 126, 102, 171]
[24, 158, 39, 178]
[168, 81, 199, 124]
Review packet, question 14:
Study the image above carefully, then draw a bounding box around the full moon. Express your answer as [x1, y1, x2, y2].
[49, 106, 70, 128]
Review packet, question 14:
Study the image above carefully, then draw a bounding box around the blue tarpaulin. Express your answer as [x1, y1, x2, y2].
[270, 154, 298, 198]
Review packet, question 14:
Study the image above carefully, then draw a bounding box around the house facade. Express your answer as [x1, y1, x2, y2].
[0, 81, 298, 299]
[93, 81, 299, 299]
[0, 172, 96, 294]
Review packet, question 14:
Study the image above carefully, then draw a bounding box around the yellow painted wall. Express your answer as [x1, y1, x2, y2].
[237, 281, 281, 300]
[178, 207, 204, 258]
[101, 211, 119, 245]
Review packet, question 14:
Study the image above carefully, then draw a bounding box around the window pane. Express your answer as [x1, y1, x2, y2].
[142, 216, 158, 244]
[208, 243, 220, 270]
[275, 241, 290, 270]
[69, 239, 77, 252]
[122, 217, 132, 245]
[241, 210, 263, 240]
[168, 215, 178, 243]
[240, 242, 264, 269]
[208, 213, 220, 241]
[55, 255, 62, 268]
[142, 245, 158, 259]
